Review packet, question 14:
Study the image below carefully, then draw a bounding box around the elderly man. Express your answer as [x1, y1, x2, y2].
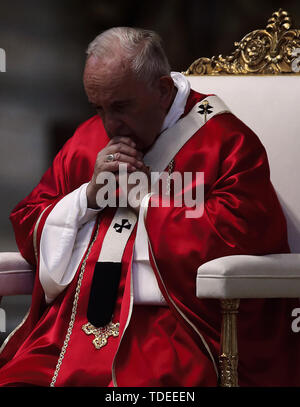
[0, 27, 299, 387]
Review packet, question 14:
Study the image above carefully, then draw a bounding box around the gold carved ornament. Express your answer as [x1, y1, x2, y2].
[185, 9, 300, 75]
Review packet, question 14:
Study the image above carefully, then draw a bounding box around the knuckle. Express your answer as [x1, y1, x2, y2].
[117, 144, 125, 153]
[120, 136, 130, 143]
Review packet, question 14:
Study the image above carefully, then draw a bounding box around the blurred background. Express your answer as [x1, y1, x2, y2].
[0, 0, 300, 343]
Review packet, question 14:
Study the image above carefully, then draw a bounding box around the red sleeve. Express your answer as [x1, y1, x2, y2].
[9, 115, 106, 266]
[145, 114, 298, 386]
[9, 145, 70, 266]
[145, 113, 290, 302]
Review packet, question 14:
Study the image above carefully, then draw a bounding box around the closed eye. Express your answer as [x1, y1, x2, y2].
[111, 101, 132, 112]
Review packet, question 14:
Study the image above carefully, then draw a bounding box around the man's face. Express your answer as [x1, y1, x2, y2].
[83, 55, 172, 152]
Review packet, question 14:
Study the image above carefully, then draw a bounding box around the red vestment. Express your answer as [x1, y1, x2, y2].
[0, 89, 299, 386]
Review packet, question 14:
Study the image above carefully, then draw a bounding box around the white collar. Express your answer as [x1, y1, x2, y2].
[160, 71, 191, 133]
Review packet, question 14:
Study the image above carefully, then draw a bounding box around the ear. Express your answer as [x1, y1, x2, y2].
[157, 75, 175, 110]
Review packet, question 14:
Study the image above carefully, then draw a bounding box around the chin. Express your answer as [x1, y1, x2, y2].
[132, 138, 146, 151]
[135, 134, 157, 153]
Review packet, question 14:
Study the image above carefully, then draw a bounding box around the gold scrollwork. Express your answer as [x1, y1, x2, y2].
[185, 9, 300, 75]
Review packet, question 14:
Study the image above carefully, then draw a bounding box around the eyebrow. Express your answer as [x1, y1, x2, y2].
[89, 100, 132, 109]
[112, 100, 131, 107]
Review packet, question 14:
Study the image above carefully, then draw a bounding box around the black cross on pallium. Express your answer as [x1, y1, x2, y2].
[198, 102, 213, 115]
[113, 219, 132, 233]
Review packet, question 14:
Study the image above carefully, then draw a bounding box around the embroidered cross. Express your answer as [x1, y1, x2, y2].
[113, 219, 132, 233]
[198, 100, 213, 123]
[82, 321, 120, 350]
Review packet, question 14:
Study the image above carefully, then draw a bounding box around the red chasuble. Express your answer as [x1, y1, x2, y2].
[0, 89, 299, 387]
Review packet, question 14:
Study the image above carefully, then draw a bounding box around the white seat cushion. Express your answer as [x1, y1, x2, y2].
[0, 252, 34, 296]
[0, 252, 32, 272]
[196, 254, 300, 299]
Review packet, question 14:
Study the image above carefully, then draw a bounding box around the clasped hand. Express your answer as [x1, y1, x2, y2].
[86, 136, 150, 214]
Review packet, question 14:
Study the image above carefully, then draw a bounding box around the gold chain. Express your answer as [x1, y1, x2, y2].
[166, 158, 175, 195]
[50, 222, 100, 387]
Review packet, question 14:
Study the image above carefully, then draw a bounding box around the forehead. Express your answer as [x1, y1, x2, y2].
[84, 55, 145, 103]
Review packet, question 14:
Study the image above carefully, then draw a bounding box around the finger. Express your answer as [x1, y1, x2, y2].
[102, 160, 137, 173]
[96, 152, 139, 172]
[114, 152, 145, 169]
[110, 136, 136, 148]
[107, 143, 143, 160]
[98, 161, 120, 173]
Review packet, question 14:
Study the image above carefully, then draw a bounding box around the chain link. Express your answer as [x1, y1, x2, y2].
[50, 222, 100, 387]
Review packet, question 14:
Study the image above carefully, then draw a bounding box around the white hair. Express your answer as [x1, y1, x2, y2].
[86, 27, 171, 84]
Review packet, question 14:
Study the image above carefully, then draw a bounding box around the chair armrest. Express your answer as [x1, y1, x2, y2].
[0, 252, 34, 296]
[196, 254, 300, 299]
